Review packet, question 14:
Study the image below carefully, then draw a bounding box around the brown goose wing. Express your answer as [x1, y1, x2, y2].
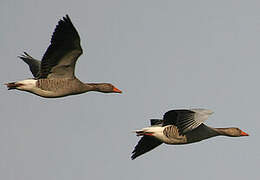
[150, 119, 163, 126]
[131, 135, 162, 160]
[19, 52, 41, 78]
[162, 109, 212, 135]
[39, 15, 83, 79]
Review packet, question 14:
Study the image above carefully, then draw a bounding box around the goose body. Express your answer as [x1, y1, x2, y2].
[6, 15, 122, 98]
[132, 109, 249, 160]
[7, 78, 107, 98]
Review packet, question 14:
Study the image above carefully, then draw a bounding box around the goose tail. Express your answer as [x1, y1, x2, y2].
[5, 82, 21, 90]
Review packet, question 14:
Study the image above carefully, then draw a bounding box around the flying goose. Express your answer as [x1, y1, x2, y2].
[5, 15, 122, 98]
[131, 109, 249, 160]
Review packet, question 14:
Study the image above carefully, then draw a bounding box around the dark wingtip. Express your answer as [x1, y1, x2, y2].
[63, 14, 71, 23]
[131, 156, 136, 160]
[18, 51, 31, 60]
[131, 152, 137, 160]
[23, 51, 31, 57]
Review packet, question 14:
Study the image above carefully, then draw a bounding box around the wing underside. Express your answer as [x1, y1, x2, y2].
[131, 135, 162, 160]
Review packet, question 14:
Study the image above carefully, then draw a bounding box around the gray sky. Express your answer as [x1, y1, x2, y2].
[1, 0, 259, 179]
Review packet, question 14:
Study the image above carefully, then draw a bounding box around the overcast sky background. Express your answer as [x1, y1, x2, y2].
[0, 0, 259, 179]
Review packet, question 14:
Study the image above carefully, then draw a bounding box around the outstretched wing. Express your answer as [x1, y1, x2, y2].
[131, 135, 162, 160]
[39, 15, 83, 79]
[19, 52, 41, 78]
[163, 109, 212, 135]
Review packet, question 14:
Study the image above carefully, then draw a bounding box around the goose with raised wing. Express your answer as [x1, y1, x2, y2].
[131, 109, 249, 160]
[5, 15, 122, 98]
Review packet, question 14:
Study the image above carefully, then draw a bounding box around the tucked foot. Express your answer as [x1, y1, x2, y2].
[133, 130, 154, 136]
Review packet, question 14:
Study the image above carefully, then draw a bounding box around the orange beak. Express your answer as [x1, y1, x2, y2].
[113, 87, 122, 93]
[240, 130, 249, 136]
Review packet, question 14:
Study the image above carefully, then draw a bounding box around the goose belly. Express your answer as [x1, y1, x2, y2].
[34, 79, 84, 97]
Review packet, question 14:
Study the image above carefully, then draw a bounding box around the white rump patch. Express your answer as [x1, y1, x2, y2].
[16, 79, 37, 90]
